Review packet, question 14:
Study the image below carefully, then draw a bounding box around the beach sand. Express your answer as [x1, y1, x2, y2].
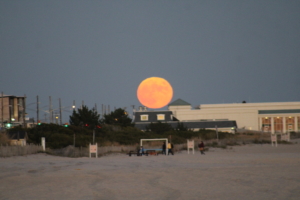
[1, 140, 300, 200]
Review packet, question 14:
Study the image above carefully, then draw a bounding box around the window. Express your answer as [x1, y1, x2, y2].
[141, 115, 148, 121]
[157, 114, 165, 120]
[262, 117, 271, 132]
[286, 117, 294, 131]
[274, 117, 283, 133]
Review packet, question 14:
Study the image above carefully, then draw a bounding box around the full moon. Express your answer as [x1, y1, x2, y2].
[137, 77, 173, 109]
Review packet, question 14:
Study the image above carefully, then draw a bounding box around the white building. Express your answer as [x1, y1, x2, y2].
[168, 99, 300, 134]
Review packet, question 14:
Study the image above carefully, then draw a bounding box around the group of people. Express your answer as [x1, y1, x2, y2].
[139, 141, 205, 156]
[163, 141, 205, 155]
[138, 142, 174, 156]
[162, 142, 174, 155]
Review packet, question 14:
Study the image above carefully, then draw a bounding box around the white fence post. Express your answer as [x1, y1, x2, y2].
[187, 140, 194, 154]
[41, 137, 46, 151]
[89, 143, 98, 158]
[271, 134, 277, 147]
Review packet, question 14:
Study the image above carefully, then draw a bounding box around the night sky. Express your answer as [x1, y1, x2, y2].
[1, 0, 300, 122]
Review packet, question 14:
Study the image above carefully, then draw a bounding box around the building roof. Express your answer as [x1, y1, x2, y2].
[183, 121, 237, 129]
[258, 109, 300, 114]
[134, 120, 237, 130]
[0, 94, 25, 98]
[134, 110, 178, 123]
[168, 98, 191, 106]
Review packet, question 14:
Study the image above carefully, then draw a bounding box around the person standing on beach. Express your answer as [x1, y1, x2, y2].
[162, 142, 166, 155]
[139, 146, 144, 156]
[198, 141, 205, 155]
[167, 142, 174, 155]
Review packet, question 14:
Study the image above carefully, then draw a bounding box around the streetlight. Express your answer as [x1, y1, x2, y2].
[55, 114, 59, 124]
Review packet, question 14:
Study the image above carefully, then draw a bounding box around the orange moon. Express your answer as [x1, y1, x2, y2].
[137, 77, 173, 109]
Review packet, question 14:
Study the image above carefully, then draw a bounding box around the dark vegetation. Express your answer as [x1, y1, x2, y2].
[16, 123, 232, 149]
[3, 106, 299, 149]
[1, 106, 237, 149]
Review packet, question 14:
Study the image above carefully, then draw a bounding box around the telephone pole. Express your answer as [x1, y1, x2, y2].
[37, 95, 39, 124]
[59, 98, 62, 125]
[23, 94, 26, 128]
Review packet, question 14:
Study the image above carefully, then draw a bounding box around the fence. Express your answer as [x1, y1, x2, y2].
[44, 145, 140, 157]
[0, 144, 139, 158]
[2, 132, 299, 158]
[0, 144, 43, 157]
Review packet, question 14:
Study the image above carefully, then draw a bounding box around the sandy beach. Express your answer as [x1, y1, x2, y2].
[1, 140, 300, 200]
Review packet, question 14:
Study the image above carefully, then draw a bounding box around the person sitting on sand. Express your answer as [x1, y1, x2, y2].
[198, 141, 205, 155]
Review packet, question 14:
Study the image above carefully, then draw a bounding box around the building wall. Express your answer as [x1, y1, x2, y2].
[0, 97, 10, 122]
[169, 102, 300, 133]
[0, 95, 26, 127]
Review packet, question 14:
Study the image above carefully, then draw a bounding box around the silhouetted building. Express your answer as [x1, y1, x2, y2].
[0, 94, 26, 129]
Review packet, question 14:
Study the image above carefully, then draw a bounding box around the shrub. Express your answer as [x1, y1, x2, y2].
[253, 139, 270, 144]
[0, 132, 10, 145]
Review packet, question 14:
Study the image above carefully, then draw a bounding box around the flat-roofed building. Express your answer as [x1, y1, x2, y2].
[0, 93, 26, 129]
[133, 105, 237, 132]
[168, 99, 300, 134]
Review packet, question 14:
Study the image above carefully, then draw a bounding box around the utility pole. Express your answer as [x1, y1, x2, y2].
[93, 129, 95, 144]
[23, 94, 26, 128]
[37, 95, 39, 124]
[49, 96, 51, 123]
[1, 92, 3, 128]
[59, 98, 62, 125]
[131, 105, 135, 122]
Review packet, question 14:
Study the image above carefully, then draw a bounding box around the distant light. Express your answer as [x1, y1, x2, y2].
[11, 118, 15, 121]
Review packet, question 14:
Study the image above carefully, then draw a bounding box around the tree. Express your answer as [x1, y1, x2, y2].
[69, 105, 101, 128]
[175, 122, 188, 131]
[103, 108, 133, 127]
[145, 122, 173, 134]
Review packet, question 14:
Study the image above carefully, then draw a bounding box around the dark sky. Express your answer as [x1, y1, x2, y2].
[1, 0, 300, 122]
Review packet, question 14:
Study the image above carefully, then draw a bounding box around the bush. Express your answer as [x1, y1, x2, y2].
[253, 139, 270, 144]
[0, 132, 10, 145]
[205, 141, 227, 149]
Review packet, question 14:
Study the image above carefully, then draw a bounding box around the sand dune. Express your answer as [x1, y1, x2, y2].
[1, 140, 300, 200]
